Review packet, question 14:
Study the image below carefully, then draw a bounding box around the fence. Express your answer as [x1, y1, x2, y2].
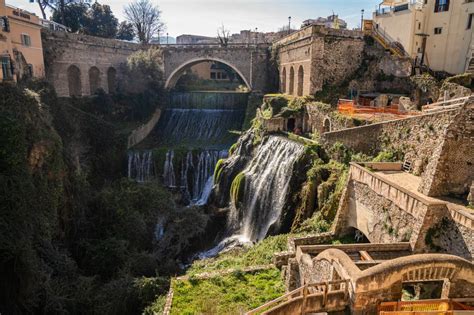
[246, 279, 350, 315]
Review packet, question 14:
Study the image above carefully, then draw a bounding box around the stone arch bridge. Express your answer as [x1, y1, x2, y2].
[42, 31, 270, 97]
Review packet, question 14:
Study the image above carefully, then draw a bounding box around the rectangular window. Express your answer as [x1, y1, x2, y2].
[210, 72, 216, 79]
[434, 27, 443, 34]
[418, 22, 421, 30]
[468, 14, 474, 30]
[1, 56, 13, 80]
[21, 34, 31, 46]
[434, 0, 449, 13]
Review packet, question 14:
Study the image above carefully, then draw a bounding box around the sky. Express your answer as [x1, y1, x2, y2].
[7, 0, 379, 38]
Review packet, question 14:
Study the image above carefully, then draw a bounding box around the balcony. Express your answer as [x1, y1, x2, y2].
[375, 0, 424, 16]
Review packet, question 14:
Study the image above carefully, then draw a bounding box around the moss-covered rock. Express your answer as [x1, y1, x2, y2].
[230, 171, 246, 206]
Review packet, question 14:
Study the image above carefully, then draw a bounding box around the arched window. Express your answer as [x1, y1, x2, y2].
[89, 66, 100, 95]
[297, 65, 304, 96]
[289, 66, 295, 95]
[281, 67, 287, 93]
[67, 65, 82, 97]
[323, 117, 332, 133]
[107, 67, 117, 94]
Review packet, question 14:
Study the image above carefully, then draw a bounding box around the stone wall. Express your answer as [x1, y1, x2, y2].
[43, 30, 270, 97]
[275, 26, 364, 96]
[419, 101, 474, 197]
[127, 109, 162, 149]
[334, 163, 473, 260]
[322, 108, 460, 178]
[42, 30, 141, 97]
[163, 44, 270, 92]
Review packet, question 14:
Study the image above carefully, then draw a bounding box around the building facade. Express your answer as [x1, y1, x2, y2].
[274, 25, 364, 97]
[373, 0, 474, 74]
[0, 0, 44, 82]
[302, 14, 348, 29]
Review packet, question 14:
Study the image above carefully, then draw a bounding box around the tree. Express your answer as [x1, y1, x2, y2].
[217, 24, 230, 47]
[116, 21, 135, 41]
[83, 3, 118, 38]
[34, 0, 85, 21]
[124, 0, 165, 44]
[51, 2, 88, 33]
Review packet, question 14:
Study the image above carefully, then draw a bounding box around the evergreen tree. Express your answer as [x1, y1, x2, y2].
[116, 21, 135, 41]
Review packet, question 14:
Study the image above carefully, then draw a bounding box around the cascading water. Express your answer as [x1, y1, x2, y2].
[153, 109, 244, 147]
[163, 149, 228, 205]
[128, 151, 154, 183]
[200, 136, 304, 257]
[235, 137, 304, 242]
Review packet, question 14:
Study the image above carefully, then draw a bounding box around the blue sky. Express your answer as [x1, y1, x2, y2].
[7, 0, 379, 37]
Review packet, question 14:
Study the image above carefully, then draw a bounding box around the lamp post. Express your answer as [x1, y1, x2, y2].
[255, 27, 258, 44]
[361, 9, 365, 31]
[166, 32, 169, 45]
[288, 16, 292, 35]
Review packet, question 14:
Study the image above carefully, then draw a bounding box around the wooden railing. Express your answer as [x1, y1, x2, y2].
[379, 299, 474, 314]
[246, 279, 350, 315]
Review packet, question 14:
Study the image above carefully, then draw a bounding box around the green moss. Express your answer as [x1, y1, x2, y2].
[214, 158, 226, 184]
[230, 172, 246, 206]
[171, 268, 285, 315]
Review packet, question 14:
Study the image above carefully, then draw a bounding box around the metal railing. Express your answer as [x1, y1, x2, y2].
[246, 279, 350, 315]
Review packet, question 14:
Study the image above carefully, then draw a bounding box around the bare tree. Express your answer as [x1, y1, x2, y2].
[217, 24, 230, 47]
[124, 0, 165, 44]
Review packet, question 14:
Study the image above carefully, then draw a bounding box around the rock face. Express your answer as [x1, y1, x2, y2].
[211, 132, 311, 241]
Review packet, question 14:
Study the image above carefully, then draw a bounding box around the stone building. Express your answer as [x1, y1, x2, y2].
[302, 14, 348, 29]
[0, 0, 44, 82]
[274, 25, 365, 97]
[261, 240, 474, 315]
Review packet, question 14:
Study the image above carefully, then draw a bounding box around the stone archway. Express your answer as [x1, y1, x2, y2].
[297, 65, 304, 96]
[164, 57, 252, 90]
[67, 65, 82, 97]
[107, 67, 117, 94]
[281, 67, 287, 93]
[289, 66, 295, 95]
[89, 66, 100, 95]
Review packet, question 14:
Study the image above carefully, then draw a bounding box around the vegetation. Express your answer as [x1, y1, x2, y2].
[187, 234, 289, 275]
[171, 268, 285, 314]
[124, 0, 165, 44]
[0, 83, 210, 314]
[52, 2, 118, 38]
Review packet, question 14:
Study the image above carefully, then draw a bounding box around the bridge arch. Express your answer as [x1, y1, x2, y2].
[164, 57, 252, 90]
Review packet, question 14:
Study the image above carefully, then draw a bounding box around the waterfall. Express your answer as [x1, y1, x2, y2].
[128, 151, 154, 182]
[163, 149, 228, 205]
[229, 136, 304, 242]
[163, 150, 176, 187]
[154, 109, 244, 147]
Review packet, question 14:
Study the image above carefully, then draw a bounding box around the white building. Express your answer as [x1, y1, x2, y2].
[373, 0, 474, 74]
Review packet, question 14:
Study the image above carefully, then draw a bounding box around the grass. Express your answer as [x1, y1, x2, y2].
[171, 268, 285, 315]
[186, 234, 289, 276]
